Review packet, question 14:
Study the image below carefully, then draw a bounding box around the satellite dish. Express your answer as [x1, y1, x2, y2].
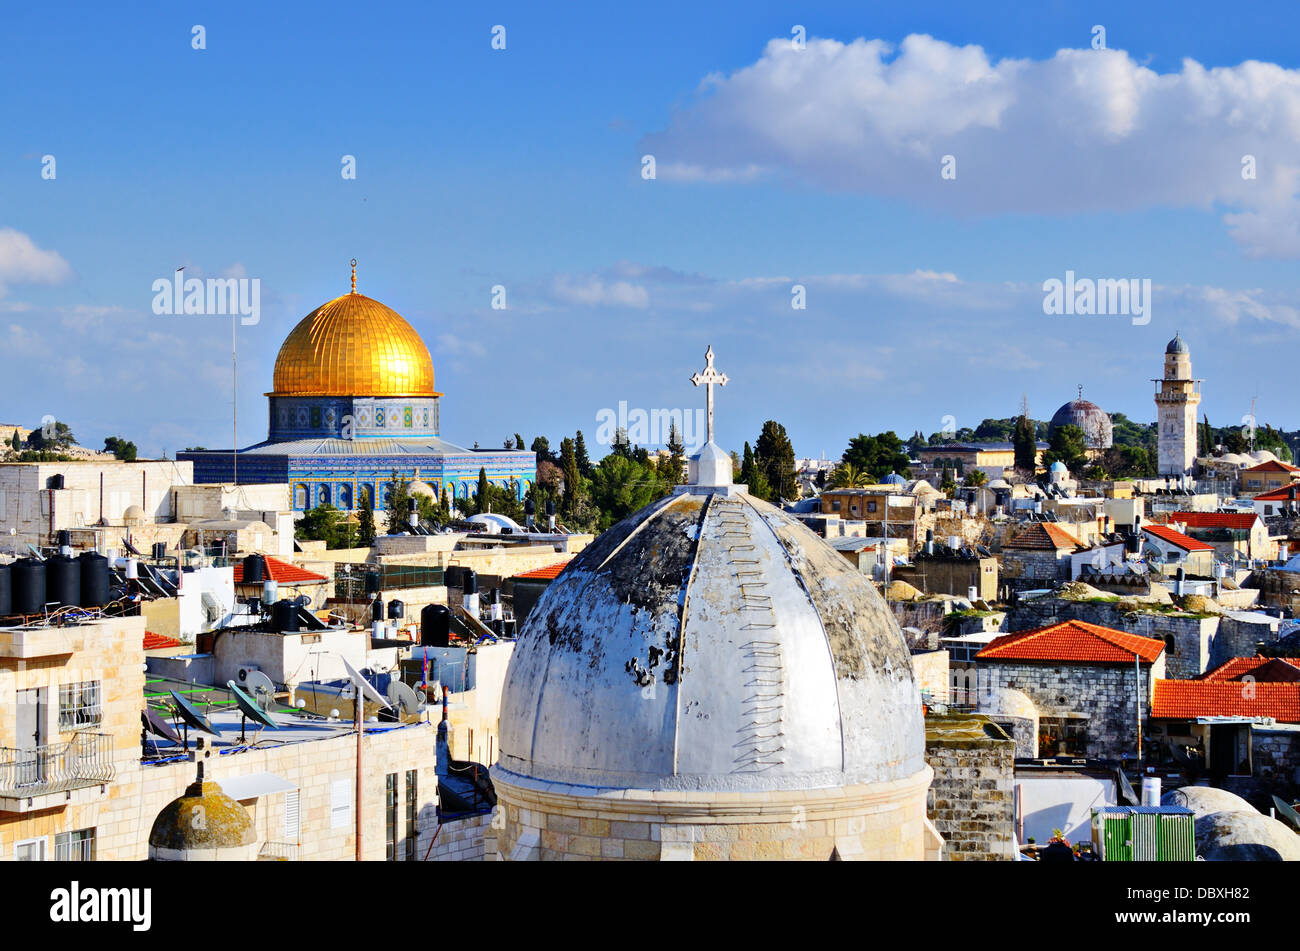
[341, 655, 392, 711]
[142, 706, 182, 743]
[1273, 795, 1300, 832]
[226, 680, 280, 730]
[295, 594, 311, 607]
[242, 670, 277, 711]
[169, 690, 219, 736]
[387, 680, 422, 718]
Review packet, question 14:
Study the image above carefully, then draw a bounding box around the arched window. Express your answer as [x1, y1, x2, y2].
[338, 484, 353, 510]
[319, 484, 331, 507]
[294, 484, 309, 509]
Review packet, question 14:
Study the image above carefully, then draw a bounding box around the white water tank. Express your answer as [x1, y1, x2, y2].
[1141, 775, 1161, 807]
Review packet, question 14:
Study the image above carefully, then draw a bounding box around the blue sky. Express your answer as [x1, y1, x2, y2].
[3, 1, 1299, 460]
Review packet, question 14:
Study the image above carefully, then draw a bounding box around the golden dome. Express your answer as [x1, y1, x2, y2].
[270, 286, 440, 398]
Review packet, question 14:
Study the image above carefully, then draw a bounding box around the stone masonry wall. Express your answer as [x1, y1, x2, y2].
[978, 658, 1162, 760]
[925, 728, 1017, 860]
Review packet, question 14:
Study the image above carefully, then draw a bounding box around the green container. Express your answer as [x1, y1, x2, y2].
[1092, 806, 1195, 861]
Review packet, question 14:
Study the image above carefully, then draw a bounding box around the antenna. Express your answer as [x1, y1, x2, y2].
[232, 306, 238, 487]
[227, 680, 280, 742]
[386, 679, 423, 720]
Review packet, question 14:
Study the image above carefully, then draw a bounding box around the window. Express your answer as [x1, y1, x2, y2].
[385, 772, 397, 861]
[405, 770, 418, 861]
[867, 501, 877, 514]
[55, 828, 95, 861]
[330, 779, 351, 830]
[14, 837, 46, 861]
[58, 682, 102, 730]
[831, 500, 841, 512]
[284, 789, 300, 842]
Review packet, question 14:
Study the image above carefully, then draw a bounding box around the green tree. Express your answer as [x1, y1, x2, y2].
[531, 436, 554, 465]
[755, 420, 798, 501]
[1013, 414, 1038, 473]
[739, 443, 773, 500]
[297, 504, 346, 548]
[906, 430, 929, 454]
[611, 427, 632, 458]
[828, 462, 870, 489]
[574, 430, 594, 479]
[29, 420, 76, 450]
[104, 436, 138, 461]
[514, 433, 525, 450]
[383, 471, 411, 534]
[474, 467, 490, 514]
[1041, 424, 1088, 473]
[588, 454, 668, 530]
[357, 487, 376, 547]
[963, 469, 989, 487]
[842, 432, 910, 482]
[664, 420, 685, 486]
[558, 437, 580, 515]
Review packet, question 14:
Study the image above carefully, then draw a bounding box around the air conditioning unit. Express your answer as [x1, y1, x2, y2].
[237, 664, 261, 683]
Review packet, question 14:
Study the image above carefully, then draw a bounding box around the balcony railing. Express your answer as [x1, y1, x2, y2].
[0, 732, 116, 798]
[335, 563, 444, 598]
[258, 841, 300, 861]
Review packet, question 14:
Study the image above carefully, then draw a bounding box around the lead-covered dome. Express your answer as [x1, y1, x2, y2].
[497, 489, 926, 793]
[1049, 398, 1112, 449]
[270, 291, 438, 398]
[1167, 333, 1189, 354]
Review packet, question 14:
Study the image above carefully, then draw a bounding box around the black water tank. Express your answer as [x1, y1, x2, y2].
[364, 570, 381, 595]
[462, 569, 478, 595]
[78, 551, 110, 607]
[371, 598, 384, 622]
[444, 565, 463, 589]
[524, 498, 535, 516]
[47, 553, 80, 609]
[388, 599, 405, 620]
[242, 554, 266, 584]
[48, 474, 65, 490]
[13, 559, 46, 615]
[421, 604, 451, 647]
[272, 598, 300, 632]
[151, 542, 168, 561]
[56, 529, 71, 549]
[0, 562, 10, 616]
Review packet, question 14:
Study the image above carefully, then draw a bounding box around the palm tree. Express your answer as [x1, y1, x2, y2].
[828, 462, 871, 488]
[963, 469, 989, 488]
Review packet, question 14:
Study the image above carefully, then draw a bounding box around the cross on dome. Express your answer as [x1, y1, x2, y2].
[690, 346, 728, 445]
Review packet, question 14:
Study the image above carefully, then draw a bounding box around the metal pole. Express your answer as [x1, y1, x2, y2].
[355, 681, 363, 861]
[1135, 652, 1143, 764]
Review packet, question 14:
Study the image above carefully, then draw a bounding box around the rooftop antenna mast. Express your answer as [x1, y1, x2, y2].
[232, 297, 238, 487]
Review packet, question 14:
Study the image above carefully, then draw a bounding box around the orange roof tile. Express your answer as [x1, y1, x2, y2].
[1252, 485, 1300, 502]
[514, 560, 571, 581]
[1168, 512, 1261, 531]
[1243, 460, 1300, 474]
[143, 631, 182, 651]
[1003, 522, 1083, 551]
[977, 620, 1165, 664]
[1151, 679, 1300, 721]
[232, 556, 328, 584]
[1198, 656, 1300, 683]
[1142, 524, 1215, 552]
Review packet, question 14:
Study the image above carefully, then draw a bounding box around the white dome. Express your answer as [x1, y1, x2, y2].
[497, 490, 926, 793]
[1251, 450, 1278, 464]
[1050, 461, 1068, 473]
[466, 513, 523, 534]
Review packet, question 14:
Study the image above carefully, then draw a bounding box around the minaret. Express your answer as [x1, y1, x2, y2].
[1153, 333, 1201, 476]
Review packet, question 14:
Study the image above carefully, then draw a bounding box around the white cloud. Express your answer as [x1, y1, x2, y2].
[0, 228, 72, 295]
[642, 34, 1300, 256]
[551, 274, 650, 308]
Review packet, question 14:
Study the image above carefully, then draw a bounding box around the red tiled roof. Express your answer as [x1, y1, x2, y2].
[1252, 485, 1300, 502]
[232, 556, 328, 584]
[1003, 522, 1083, 551]
[144, 631, 182, 651]
[1150, 679, 1300, 721]
[514, 560, 571, 581]
[1142, 524, 1215, 552]
[977, 620, 1165, 664]
[1243, 460, 1300, 474]
[1198, 656, 1300, 683]
[1168, 512, 1260, 531]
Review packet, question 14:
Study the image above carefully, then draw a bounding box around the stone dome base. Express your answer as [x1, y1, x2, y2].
[489, 764, 935, 861]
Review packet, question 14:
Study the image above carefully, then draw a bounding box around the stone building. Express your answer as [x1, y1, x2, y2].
[491, 353, 938, 860]
[975, 620, 1166, 760]
[999, 521, 1084, 590]
[1153, 334, 1201, 477]
[924, 714, 1017, 860]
